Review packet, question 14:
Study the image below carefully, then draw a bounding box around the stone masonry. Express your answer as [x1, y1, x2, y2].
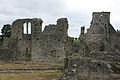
[2, 18, 68, 64]
[58, 12, 120, 80]
[0, 12, 120, 80]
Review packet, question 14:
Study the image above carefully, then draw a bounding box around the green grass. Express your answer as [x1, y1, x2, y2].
[0, 72, 63, 80]
[0, 63, 63, 80]
[73, 40, 80, 43]
[0, 63, 63, 69]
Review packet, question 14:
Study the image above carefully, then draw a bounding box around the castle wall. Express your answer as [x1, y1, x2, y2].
[2, 18, 68, 63]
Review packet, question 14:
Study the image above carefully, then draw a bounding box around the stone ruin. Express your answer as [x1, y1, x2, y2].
[1, 18, 68, 64]
[57, 12, 120, 80]
[0, 12, 120, 80]
[80, 12, 120, 52]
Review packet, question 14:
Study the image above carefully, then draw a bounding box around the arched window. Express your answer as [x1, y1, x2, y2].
[23, 23, 27, 34]
[23, 22, 31, 34]
[28, 22, 31, 34]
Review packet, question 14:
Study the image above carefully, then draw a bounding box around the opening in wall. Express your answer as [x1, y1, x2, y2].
[23, 22, 32, 34]
[23, 23, 27, 34]
[28, 22, 31, 34]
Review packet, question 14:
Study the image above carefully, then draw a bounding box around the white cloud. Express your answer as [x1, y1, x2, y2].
[0, 0, 120, 37]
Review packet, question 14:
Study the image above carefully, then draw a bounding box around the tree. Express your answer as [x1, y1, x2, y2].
[74, 37, 78, 40]
[1, 24, 11, 38]
[68, 37, 74, 43]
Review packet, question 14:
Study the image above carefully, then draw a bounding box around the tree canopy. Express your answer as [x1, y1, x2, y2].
[1, 24, 11, 38]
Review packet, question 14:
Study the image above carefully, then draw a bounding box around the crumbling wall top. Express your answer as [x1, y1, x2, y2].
[12, 18, 43, 25]
[93, 12, 110, 15]
[57, 18, 68, 24]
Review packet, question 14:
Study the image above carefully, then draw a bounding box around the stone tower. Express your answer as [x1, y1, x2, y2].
[80, 12, 119, 52]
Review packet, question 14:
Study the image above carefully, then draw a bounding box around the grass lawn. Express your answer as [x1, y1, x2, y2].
[0, 71, 63, 80]
[0, 63, 63, 69]
[0, 63, 63, 80]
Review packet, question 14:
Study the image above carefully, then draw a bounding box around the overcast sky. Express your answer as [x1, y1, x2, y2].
[0, 0, 120, 37]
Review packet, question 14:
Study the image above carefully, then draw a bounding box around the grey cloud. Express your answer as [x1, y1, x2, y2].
[0, 0, 67, 17]
[0, 0, 120, 37]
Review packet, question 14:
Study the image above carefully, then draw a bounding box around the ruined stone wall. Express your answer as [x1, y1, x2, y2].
[72, 57, 112, 80]
[3, 18, 43, 61]
[31, 18, 68, 63]
[81, 12, 119, 52]
[2, 18, 68, 63]
[117, 37, 120, 50]
[78, 12, 120, 80]
[0, 48, 14, 61]
[57, 12, 120, 80]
